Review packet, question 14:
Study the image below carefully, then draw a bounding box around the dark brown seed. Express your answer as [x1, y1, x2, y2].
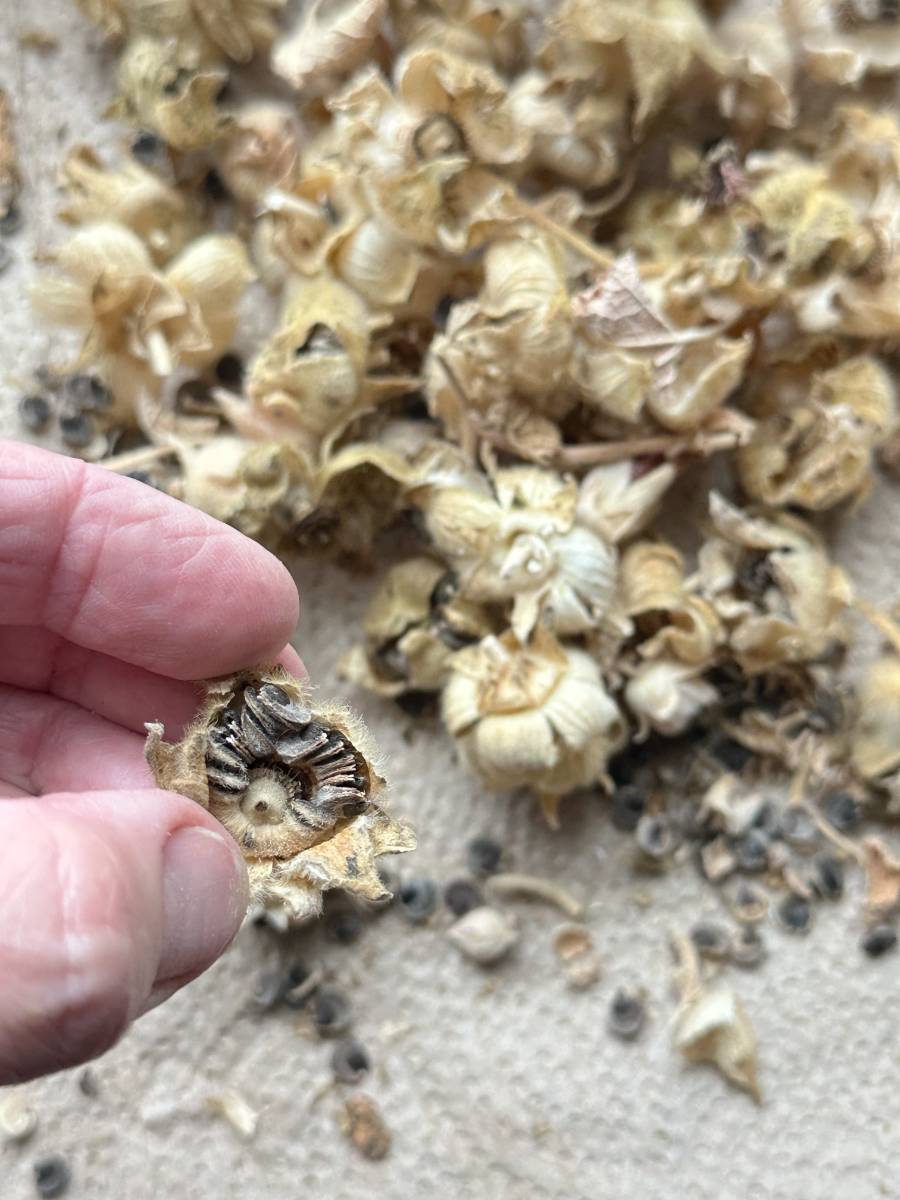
[33, 1156, 70, 1198]
[814, 856, 844, 901]
[608, 988, 645, 1040]
[58, 411, 95, 448]
[398, 878, 438, 923]
[331, 1038, 371, 1084]
[18, 394, 51, 432]
[862, 924, 897, 958]
[215, 353, 245, 388]
[823, 790, 862, 832]
[611, 785, 645, 832]
[443, 879, 483, 917]
[467, 836, 502, 876]
[777, 893, 812, 934]
[730, 925, 765, 968]
[733, 829, 770, 874]
[690, 921, 730, 960]
[314, 988, 352, 1037]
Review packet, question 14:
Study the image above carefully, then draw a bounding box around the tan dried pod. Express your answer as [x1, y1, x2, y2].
[739, 356, 896, 510]
[340, 557, 493, 697]
[111, 35, 229, 151]
[243, 275, 371, 461]
[648, 334, 751, 433]
[619, 541, 723, 666]
[163, 234, 254, 369]
[851, 657, 900, 781]
[624, 660, 717, 740]
[792, 0, 900, 85]
[395, 43, 529, 165]
[717, 0, 795, 131]
[191, 0, 286, 63]
[441, 627, 626, 825]
[332, 215, 425, 309]
[145, 667, 415, 919]
[575, 461, 677, 546]
[272, 0, 387, 92]
[59, 145, 195, 264]
[216, 101, 300, 207]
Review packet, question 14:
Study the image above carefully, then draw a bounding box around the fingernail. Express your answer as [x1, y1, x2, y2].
[157, 827, 248, 984]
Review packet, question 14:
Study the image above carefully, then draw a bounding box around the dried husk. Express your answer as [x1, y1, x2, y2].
[145, 666, 415, 919]
[624, 659, 717, 740]
[575, 461, 677, 545]
[851, 656, 900, 781]
[59, 145, 196, 264]
[441, 626, 626, 823]
[216, 102, 300, 207]
[738, 355, 896, 510]
[272, 0, 388, 92]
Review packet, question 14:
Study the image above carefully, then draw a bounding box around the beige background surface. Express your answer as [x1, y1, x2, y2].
[2, 4, 900, 1197]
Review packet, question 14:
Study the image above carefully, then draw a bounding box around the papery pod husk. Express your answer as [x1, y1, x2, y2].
[624, 659, 717, 740]
[145, 666, 415, 919]
[619, 541, 686, 614]
[575, 461, 677, 545]
[110, 35, 230, 151]
[648, 334, 752, 433]
[164, 234, 255, 368]
[851, 656, 900, 781]
[216, 101, 300, 207]
[59, 145, 197, 265]
[272, 0, 388, 92]
[441, 626, 627, 823]
[191, 0, 287, 63]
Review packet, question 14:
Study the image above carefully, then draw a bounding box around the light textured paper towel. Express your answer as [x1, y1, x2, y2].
[1, 5, 900, 1197]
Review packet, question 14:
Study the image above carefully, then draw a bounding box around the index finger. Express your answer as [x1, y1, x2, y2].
[0, 441, 299, 679]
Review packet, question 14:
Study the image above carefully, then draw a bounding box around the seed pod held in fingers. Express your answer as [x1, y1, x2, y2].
[145, 666, 415, 921]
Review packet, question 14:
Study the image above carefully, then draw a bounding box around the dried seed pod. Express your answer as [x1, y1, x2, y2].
[145, 667, 415, 920]
[272, 0, 387, 92]
[442, 627, 626, 824]
[624, 660, 717, 739]
[447, 905, 519, 965]
[217, 101, 300, 206]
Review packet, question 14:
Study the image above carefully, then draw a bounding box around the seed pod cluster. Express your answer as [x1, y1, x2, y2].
[145, 666, 415, 920]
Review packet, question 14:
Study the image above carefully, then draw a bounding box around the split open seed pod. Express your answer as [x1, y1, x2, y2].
[145, 666, 415, 920]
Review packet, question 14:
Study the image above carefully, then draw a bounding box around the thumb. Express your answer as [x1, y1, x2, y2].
[0, 790, 248, 1084]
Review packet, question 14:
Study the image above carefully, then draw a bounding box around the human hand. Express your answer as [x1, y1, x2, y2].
[0, 439, 302, 1084]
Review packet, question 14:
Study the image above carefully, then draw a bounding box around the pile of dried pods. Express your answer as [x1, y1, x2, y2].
[12, 0, 900, 1049]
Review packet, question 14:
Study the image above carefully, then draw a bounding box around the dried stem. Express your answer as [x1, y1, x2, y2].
[99, 443, 177, 473]
[512, 197, 615, 271]
[485, 872, 584, 918]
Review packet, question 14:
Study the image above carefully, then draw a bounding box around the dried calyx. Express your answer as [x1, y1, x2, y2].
[145, 666, 415, 919]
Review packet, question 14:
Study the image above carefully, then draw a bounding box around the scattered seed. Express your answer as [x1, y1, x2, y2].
[65, 373, 111, 411]
[823, 790, 863, 833]
[608, 987, 646, 1041]
[690, 921, 731, 961]
[340, 1094, 391, 1161]
[777, 893, 813, 934]
[813, 855, 845, 901]
[443, 878, 483, 917]
[215, 352, 245, 388]
[635, 813, 676, 862]
[324, 905, 366, 945]
[447, 905, 518, 965]
[314, 988, 352, 1037]
[283, 963, 322, 1009]
[485, 872, 584, 918]
[77, 1069, 99, 1098]
[398, 878, 438, 923]
[731, 881, 769, 924]
[0, 201, 22, 236]
[467, 836, 502, 876]
[58, 410, 95, 449]
[330, 1038, 371, 1085]
[610, 785, 646, 832]
[18, 393, 51, 432]
[0, 1092, 37, 1143]
[778, 806, 819, 852]
[130, 130, 166, 165]
[861, 924, 898, 958]
[33, 1155, 70, 1198]
[251, 969, 285, 1011]
[730, 925, 766, 969]
[733, 829, 770, 874]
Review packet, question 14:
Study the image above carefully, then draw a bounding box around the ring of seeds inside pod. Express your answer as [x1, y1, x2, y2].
[205, 683, 370, 856]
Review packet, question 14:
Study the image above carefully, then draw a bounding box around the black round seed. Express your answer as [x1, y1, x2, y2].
[66, 373, 111, 412]
[77, 1068, 99, 1098]
[708, 735, 753, 772]
[690, 921, 730, 960]
[324, 906, 366, 946]
[730, 925, 765, 968]
[398, 878, 438, 923]
[314, 988, 352, 1037]
[778, 806, 819, 852]
[215, 352, 245, 388]
[18, 393, 51, 432]
[0, 201, 23, 236]
[635, 813, 675, 860]
[611, 785, 645, 832]
[443, 878, 483, 917]
[733, 881, 768, 923]
[131, 129, 165, 164]
[733, 829, 770, 874]
[330, 1038, 371, 1084]
[608, 988, 645, 1040]
[778, 893, 812, 934]
[33, 1155, 71, 1198]
[823, 790, 862, 832]
[862, 924, 897, 958]
[282, 962, 316, 1009]
[58, 410, 95, 448]
[814, 855, 845, 901]
[251, 970, 285, 1011]
[467, 836, 502, 876]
